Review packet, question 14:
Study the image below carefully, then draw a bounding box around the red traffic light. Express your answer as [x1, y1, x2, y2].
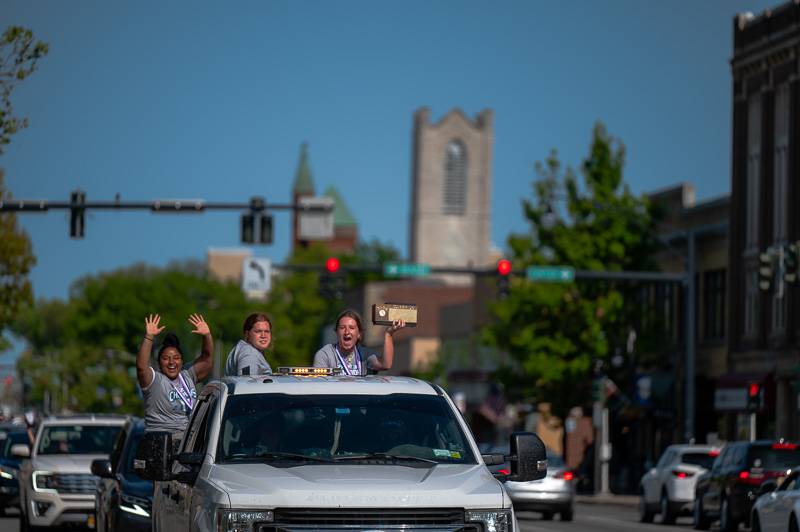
[325, 257, 340, 273]
[748, 383, 760, 398]
[497, 259, 512, 276]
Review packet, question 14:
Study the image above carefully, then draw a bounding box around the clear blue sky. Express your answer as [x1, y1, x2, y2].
[3, 0, 777, 301]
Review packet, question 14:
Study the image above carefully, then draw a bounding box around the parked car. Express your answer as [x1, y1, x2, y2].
[488, 445, 574, 521]
[750, 467, 800, 532]
[93, 418, 152, 532]
[694, 440, 800, 531]
[639, 443, 720, 524]
[17, 414, 126, 530]
[0, 423, 31, 514]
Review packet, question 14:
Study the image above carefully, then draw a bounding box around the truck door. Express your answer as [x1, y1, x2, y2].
[174, 393, 218, 531]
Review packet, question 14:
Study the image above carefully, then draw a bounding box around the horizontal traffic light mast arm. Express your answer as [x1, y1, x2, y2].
[278, 263, 687, 282]
[0, 199, 333, 213]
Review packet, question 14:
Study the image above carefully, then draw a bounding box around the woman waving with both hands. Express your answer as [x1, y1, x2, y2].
[136, 313, 213, 440]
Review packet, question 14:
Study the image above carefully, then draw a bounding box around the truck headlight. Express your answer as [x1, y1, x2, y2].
[466, 509, 512, 532]
[120, 493, 150, 517]
[32, 471, 57, 493]
[216, 509, 273, 532]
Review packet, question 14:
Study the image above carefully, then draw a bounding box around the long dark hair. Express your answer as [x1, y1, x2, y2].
[157, 333, 182, 358]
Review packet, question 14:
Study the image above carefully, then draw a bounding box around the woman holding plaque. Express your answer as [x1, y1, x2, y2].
[313, 309, 405, 376]
[136, 313, 214, 438]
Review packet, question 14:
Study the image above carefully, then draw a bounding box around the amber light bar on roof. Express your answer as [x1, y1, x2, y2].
[276, 367, 342, 376]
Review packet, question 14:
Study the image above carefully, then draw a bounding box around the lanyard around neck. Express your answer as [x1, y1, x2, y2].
[170, 372, 194, 410]
[334, 345, 361, 376]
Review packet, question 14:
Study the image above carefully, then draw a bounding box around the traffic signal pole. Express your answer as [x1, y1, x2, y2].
[0, 193, 333, 239]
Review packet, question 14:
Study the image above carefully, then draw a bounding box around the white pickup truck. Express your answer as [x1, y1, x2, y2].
[139, 371, 547, 532]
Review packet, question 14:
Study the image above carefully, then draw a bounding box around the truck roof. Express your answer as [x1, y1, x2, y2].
[220, 374, 442, 396]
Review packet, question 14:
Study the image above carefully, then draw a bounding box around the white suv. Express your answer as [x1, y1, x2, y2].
[638, 443, 721, 524]
[17, 414, 126, 530]
[140, 371, 547, 532]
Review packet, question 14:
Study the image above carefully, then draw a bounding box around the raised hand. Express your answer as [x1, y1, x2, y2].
[145, 314, 165, 337]
[188, 313, 211, 336]
[386, 319, 406, 336]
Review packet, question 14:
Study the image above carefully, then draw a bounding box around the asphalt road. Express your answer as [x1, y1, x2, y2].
[516, 502, 716, 532]
[0, 502, 725, 532]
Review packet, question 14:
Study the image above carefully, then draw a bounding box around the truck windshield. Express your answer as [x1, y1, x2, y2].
[218, 393, 476, 465]
[37, 425, 121, 455]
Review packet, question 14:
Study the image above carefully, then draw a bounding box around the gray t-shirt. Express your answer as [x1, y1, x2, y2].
[141, 366, 198, 435]
[312, 343, 378, 376]
[224, 340, 272, 376]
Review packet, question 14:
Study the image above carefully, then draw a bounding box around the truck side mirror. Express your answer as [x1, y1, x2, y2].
[507, 431, 547, 482]
[90, 459, 113, 479]
[133, 431, 173, 481]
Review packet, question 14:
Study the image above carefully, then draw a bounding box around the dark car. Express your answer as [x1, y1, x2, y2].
[0, 424, 30, 514]
[92, 418, 152, 532]
[693, 440, 800, 532]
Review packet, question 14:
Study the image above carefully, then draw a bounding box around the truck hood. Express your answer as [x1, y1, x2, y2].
[32, 454, 106, 473]
[212, 463, 505, 508]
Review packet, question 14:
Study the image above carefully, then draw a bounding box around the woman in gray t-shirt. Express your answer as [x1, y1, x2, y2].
[313, 309, 405, 376]
[136, 314, 214, 437]
[224, 312, 273, 376]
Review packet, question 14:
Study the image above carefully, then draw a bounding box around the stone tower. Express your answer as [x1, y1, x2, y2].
[409, 107, 493, 270]
[292, 142, 315, 252]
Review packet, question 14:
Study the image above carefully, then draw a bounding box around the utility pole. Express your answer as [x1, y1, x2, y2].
[685, 229, 696, 442]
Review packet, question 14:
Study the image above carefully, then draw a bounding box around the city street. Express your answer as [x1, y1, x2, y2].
[517, 503, 704, 532]
[0, 503, 717, 532]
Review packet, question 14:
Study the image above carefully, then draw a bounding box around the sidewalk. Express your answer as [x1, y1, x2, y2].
[575, 493, 639, 507]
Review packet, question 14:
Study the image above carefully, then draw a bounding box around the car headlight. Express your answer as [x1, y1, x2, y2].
[466, 509, 512, 532]
[216, 509, 273, 532]
[120, 493, 151, 517]
[0, 466, 17, 480]
[32, 471, 57, 493]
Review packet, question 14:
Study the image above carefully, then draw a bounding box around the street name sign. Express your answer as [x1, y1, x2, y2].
[526, 266, 575, 282]
[384, 262, 431, 277]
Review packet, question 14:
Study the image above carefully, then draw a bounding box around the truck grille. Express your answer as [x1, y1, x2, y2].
[260, 508, 479, 532]
[52, 473, 96, 494]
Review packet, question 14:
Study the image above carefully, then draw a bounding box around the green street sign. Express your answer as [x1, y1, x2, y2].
[384, 262, 431, 277]
[526, 266, 575, 282]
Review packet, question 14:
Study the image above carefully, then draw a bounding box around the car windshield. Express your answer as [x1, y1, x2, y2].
[218, 393, 476, 465]
[748, 446, 800, 470]
[37, 425, 122, 455]
[682, 452, 716, 469]
[0, 431, 28, 459]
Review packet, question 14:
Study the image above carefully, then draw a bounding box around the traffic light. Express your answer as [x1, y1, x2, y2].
[747, 382, 763, 412]
[320, 257, 345, 299]
[240, 213, 255, 244]
[759, 251, 774, 291]
[785, 242, 799, 284]
[69, 189, 86, 239]
[496, 259, 511, 299]
[259, 214, 273, 244]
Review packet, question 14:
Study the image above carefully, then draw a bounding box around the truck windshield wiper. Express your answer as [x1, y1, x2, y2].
[249, 452, 333, 463]
[333, 453, 438, 465]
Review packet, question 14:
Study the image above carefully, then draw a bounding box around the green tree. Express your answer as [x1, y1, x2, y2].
[0, 26, 49, 154]
[0, 170, 35, 351]
[483, 123, 662, 417]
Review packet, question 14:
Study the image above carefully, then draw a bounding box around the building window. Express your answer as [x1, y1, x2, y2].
[774, 84, 789, 244]
[443, 140, 467, 215]
[744, 268, 758, 337]
[703, 269, 726, 340]
[746, 95, 761, 250]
